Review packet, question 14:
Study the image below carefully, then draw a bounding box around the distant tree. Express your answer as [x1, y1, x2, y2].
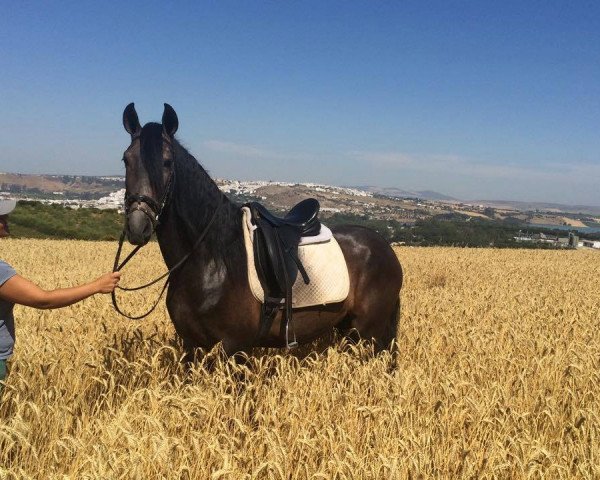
[483, 207, 495, 218]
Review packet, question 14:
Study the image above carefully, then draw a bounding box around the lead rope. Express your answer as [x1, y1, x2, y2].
[111, 200, 222, 320]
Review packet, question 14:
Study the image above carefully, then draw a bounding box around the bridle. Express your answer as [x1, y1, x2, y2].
[112, 149, 221, 320]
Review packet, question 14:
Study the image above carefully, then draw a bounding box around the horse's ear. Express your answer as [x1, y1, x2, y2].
[123, 103, 141, 137]
[162, 103, 179, 137]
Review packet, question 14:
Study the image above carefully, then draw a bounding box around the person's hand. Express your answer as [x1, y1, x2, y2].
[94, 272, 121, 294]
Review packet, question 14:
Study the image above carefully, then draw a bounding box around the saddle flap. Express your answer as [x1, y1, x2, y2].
[253, 217, 300, 298]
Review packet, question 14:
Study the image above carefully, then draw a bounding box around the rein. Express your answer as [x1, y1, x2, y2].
[111, 169, 222, 319]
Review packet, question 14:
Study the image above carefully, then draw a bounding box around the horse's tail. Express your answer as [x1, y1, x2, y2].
[390, 261, 403, 351]
[390, 297, 401, 347]
[385, 297, 401, 371]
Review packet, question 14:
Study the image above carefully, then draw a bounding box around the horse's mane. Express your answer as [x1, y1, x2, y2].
[173, 142, 246, 277]
[140, 123, 246, 278]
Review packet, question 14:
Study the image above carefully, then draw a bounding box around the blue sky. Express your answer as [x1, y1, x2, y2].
[1, 1, 599, 205]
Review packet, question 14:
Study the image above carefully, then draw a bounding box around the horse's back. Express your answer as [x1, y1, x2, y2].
[332, 224, 403, 286]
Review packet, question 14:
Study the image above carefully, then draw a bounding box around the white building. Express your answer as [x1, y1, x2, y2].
[580, 239, 600, 249]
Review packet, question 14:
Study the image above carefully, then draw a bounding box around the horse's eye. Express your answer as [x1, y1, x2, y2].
[164, 160, 173, 168]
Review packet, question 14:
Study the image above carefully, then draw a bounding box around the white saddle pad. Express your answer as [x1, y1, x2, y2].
[241, 207, 350, 308]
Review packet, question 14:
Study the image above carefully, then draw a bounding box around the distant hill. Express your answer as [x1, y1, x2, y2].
[0, 172, 123, 200]
[351, 186, 459, 202]
[353, 184, 600, 215]
[415, 190, 460, 202]
[471, 199, 600, 216]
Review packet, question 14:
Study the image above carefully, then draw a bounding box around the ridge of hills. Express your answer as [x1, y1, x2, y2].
[352, 184, 600, 215]
[1, 172, 599, 227]
[351, 185, 459, 202]
[0, 172, 122, 200]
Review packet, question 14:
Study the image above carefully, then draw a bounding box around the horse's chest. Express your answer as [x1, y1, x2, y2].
[168, 258, 228, 314]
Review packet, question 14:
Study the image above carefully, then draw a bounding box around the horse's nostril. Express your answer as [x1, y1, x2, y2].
[143, 222, 153, 237]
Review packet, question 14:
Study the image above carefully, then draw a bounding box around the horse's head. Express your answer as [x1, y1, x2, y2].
[121, 103, 179, 245]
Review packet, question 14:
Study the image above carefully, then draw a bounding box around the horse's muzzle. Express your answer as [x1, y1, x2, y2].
[126, 210, 153, 246]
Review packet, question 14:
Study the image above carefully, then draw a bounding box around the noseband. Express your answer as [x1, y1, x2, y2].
[125, 194, 161, 229]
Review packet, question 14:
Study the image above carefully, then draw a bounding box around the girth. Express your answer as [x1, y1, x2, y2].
[246, 198, 321, 347]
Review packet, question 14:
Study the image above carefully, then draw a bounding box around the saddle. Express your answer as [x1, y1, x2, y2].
[246, 198, 321, 347]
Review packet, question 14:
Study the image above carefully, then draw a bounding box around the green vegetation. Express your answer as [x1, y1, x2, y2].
[405, 217, 522, 247]
[324, 212, 576, 248]
[8, 201, 597, 247]
[9, 201, 123, 241]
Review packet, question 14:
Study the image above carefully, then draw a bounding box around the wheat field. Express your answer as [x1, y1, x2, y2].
[0, 239, 598, 479]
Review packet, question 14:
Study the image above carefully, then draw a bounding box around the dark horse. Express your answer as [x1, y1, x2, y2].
[120, 103, 403, 357]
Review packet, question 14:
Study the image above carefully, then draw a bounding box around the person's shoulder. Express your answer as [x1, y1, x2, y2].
[0, 260, 16, 284]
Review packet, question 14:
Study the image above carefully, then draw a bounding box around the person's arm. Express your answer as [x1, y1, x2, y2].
[0, 272, 121, 309]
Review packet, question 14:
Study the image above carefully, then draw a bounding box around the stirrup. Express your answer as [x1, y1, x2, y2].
[285, 320, 298, 349]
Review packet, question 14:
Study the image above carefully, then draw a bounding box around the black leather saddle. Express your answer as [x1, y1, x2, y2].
[246, 198, 321, 347]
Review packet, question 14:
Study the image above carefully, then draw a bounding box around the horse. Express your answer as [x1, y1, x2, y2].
[119, 103, 403, 357]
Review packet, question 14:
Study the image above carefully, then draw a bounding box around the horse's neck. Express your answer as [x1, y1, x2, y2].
[156, 209, 191, 269]
[156, 156, 241, 270]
